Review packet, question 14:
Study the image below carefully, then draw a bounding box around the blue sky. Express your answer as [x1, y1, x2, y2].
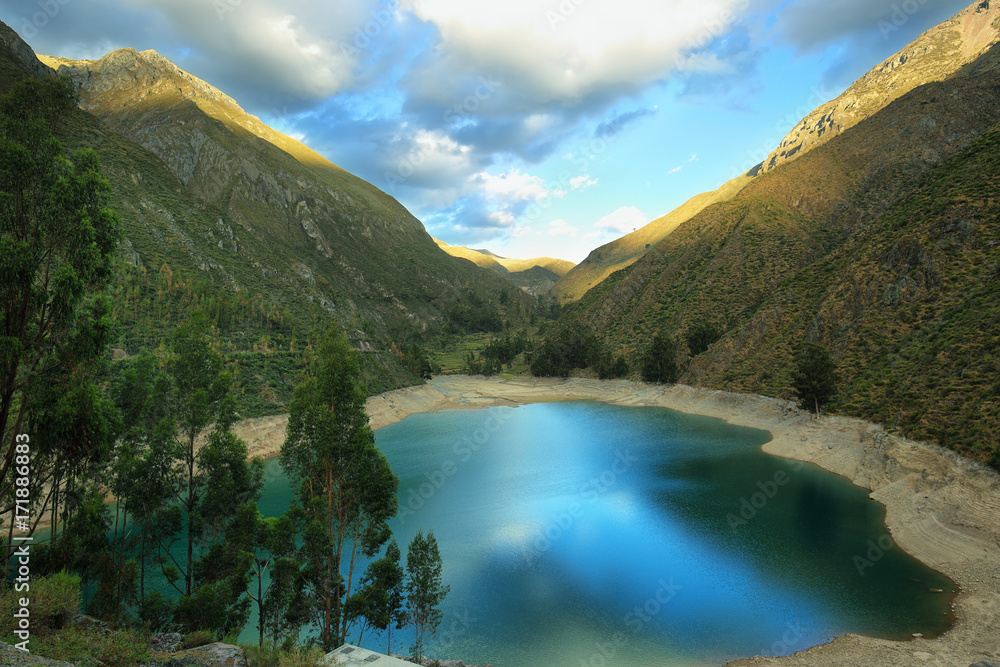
[0, 0, 973, 262]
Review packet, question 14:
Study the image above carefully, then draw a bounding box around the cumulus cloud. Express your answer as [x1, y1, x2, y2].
[595, 206, 649, 234]
[399, 0, 753, 113]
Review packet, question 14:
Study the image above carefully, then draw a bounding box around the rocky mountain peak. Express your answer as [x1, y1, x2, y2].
[762, 0, 1000, 174]
[40, 48, 245, 117]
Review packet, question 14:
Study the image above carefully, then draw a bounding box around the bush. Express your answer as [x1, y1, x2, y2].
[138, 591, 174, 633]
[989, 446, 1000, 472]
[183, 630, 215, 649]
[685, 321, 721, 356]
[30, 627, 150, 667]
[530, 327, 599, 377]
[278, 646, 327, 667]
[641, 334, 678, 384]
[0, 570, 80, 636]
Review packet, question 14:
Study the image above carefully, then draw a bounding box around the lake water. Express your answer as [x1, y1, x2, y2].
[257, 401, 955, 666]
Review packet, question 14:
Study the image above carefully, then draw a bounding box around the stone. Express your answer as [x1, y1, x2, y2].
[149, 632, 183, 653]
[181, 642, 248, 667]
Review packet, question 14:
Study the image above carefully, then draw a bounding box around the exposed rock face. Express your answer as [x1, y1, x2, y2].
[0, 22, 53, 78]
[762, 0, 1000, 173]
[180, 642, 248, 667]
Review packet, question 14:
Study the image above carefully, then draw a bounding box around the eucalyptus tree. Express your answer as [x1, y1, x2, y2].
[0, 74, 120, 577]
[281, 329, 399, 650]
[404, 530, 449, 664]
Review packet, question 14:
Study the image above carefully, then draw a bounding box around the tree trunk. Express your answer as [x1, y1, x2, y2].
[186, 432, 195, 596]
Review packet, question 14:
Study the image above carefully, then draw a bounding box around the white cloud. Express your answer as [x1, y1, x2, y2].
[689, 153, 699, 162]
[548, 219, 579, 237]
[471, 169, 551, 203]
[570, 175, 598, 190]
[668, 165, 683, 174]
[399, 0, 752, 110]
[595, 206, 648, 234]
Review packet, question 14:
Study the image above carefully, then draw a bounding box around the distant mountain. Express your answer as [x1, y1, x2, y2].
[0, 25, 535, 410]
[553, 0, 1000, 303]
[433, 238, 574, 296]
[553, 0, 1000, 460]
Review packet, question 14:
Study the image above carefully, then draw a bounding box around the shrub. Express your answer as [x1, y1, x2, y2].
[183, 630, 216, 649]
[282, 646, 327, 666]
[0, 570, 80, 636]
[30, 627, 150, 667]
[641, 334, 678, 384]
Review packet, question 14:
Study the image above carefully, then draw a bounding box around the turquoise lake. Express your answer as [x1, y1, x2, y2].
[256, 401, 955, 666]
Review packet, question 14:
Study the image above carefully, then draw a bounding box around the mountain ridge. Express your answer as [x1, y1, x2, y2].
[553, 25, 1000, 460]
[552, 0, 1000, 304]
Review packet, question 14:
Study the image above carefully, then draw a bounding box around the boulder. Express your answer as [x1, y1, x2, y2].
[181, 642, 248, 667]
[149, 632, 183, 653]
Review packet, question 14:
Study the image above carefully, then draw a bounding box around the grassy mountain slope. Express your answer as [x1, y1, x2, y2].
[553, 0, 1000, 304]
[37, 47, 534, 335]
[0, 26, 535, 414]
[555, 40, 1000, 461]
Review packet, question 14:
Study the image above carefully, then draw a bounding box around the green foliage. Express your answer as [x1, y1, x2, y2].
[0, 571, 80, 635]
[282, 329, 400, 650]
[182, 630, 216, 649]
[0, 74, 121, 572]
[642, 334, 679, 384]
[529, 327, 599, 377]
[404, 530, 449, 663]
[29, 626, 151, 667]
[344, 540, 406, 652]
[686, 321, 721, 356]
[137, 591, 174, 633]
[596, 351, 630, 380]
[792, 342, 838, 414]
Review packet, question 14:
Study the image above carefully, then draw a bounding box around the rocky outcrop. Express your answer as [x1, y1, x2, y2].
[763, 0, 1000, 173]
[0, 22, 53, 78]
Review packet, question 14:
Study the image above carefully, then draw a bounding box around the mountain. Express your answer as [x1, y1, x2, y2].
[552, 0, 1000, 303]
[0, 25, 535, 412]
[552, 0, 1000, 461]
[433, 238, 575, 296]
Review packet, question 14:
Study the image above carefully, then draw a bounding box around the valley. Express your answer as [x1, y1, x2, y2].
[1, 1, 999, 666]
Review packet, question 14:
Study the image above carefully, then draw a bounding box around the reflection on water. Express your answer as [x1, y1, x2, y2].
[254, 401, 955, 666]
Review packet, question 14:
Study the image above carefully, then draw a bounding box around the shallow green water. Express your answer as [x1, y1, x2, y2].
[255, 401, 955, 665]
